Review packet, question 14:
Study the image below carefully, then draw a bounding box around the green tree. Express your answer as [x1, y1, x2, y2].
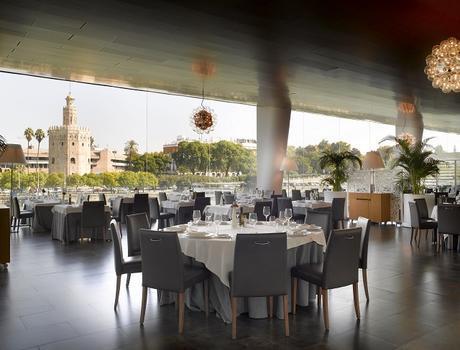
[82, 173, 102, 188]
[67, 174, 83, 189]
[172, 141, 209, 174]
[101, 172, 118, 190]
[45, 173, 64, 188]
[118, 171, 138, 189]
[319, 150, 362, 191]
[137, 171, 158, 189]
[211, 140, 240, 176]
[24, 127, 34, 173]
[124, 140, 139, 170]
[34, 129, 46, 188]
[132, 152, 171, 174]
[0, 134, 6, 156]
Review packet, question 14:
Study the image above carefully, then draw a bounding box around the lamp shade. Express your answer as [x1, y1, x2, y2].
[362, 151, 384, 170]
[280, 157, 298, 172]
[0, 144, 26, 164]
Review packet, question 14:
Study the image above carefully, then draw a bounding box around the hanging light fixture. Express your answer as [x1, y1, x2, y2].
[425, 37, 460, 93]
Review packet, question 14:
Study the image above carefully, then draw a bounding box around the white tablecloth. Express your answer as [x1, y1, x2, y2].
[52, 204, 111, 215]
[203, 204, 254, 219]
[177, 223, 326, 287]
[161, 200, 194, 210]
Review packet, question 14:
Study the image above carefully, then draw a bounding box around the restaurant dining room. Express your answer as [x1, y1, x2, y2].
[1, 1, 460, 349]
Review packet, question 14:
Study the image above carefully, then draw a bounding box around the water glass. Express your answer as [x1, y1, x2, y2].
[285, 208, 293, 224]
[248, 213, 258, 226]
[192, 210, 201, 224]
[279, 211, 286, 225]
[269, 215, 276, 224]
[205, 213, 213, 225]
[263, 206, 271, 221]
[214, 213, 222, 234]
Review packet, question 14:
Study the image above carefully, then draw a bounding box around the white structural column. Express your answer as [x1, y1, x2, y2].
[395, 101, 424, 142]
[256, 69, 291, 193]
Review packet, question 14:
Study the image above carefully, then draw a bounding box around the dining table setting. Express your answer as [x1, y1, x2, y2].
[157, 218, 326, 323]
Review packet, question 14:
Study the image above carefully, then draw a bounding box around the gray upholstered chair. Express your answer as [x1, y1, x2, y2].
[355, 217, 371, 301]
[304, 189, 311, 200]
[291, 189, 302, 201]
[133, 193, 149, 217]
[126, 213, 150, 287]
[139, 229, 210, 333]
[110, 220, 142, 310]
[194, 197, 211, 219]
[277, 197, 305, 222]
[414, 198, 437, 243]
[111, 197, 123, 233]
[331, 197, 346, 229]
[193, 191, 206, 199]
[81, 200, 106, 240]
[99, 193, 107, 205]
[305, 209, 331, 241]
[230, 233, 289, 339]
[11, 197, 33, 232]
[150, 197, 175, 228]
[254, 200, 272, 221]
[437, 204, 460, 252]
[177, 205, 194, 224]
[223, 193, 235, 204]
[158, 192, 167, 203]
[281, 189, 287, 198]
[215, 191, 223, 205]
[409, 201, 437, 247]
[292, 228, 362, 330]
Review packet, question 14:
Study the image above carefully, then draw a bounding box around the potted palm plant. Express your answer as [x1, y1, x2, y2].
[319, 150, 362, 217]
[381, 134, 441, 226]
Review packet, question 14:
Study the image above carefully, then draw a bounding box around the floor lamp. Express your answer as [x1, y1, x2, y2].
[362, 151, 384, 193]
[0, 144, 27, 217]
[280, 157, 298, 197]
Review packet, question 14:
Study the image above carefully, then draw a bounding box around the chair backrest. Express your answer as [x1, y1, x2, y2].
[99, 193, 107, 205]
[305, 209, 331, 241]
[223, 194, 235, 204]
[438, 204, 460, 235]
[232, 233, 287, 297]
[194, 191, 205, 199]
[215, 191, 223, 205]
[12, 197, 20, 217]
[111, 197, 122, 220]
[110, 220, 124, 276]
[304, 190, 311, 200]
[270, 194, 282, 217]
[81, 201, 105, 228]
[140, 229, 185, 292]
[177, 205, 194, 224]
[409, 201, 421, 228]
[133, 193, 149, 216]
[355, 216, 371, 269]
[126, 213, 150, 257]
[149, 197, 161, 220]
[194, 197, 211, 215]
[277, 197, 293, 216]
[414, 198, 429, 219]
[322, 228, 361, 289]
[87, 194, 91, 202]
[281, 189, 287, 198]
[158, 192, 167, 203]
[254, 200, 272, 221]
[331, 197, 345, 221]
[291, 189, 302, 201]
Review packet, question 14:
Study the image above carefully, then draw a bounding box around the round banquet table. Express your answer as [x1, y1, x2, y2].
[158, 222, 326, 323]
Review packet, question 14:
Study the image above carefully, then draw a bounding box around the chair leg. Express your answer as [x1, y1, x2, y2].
[267, 296, 273, 318]
[126, 273, 131, 287]
[140, 286, 148, 325]
[410, 227, 414, 245]
[114, 275, 121, 310]
[317, 286, 322, 307]
[353, 282, 360, 319]
[362, 269, 369, 301]
[231, 297, 237, 339]
[204, 280, 209, 317]
[178, 292, 185, 334]
[321, 288, 329, 330]
[417, 229, 421, 247]
[291, 277, 298, 315]
[283, 295, 289, 337]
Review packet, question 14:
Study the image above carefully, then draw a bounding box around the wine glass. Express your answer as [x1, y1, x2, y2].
[205, 213, 213, 226]
[248, 213, 258, 226]
[192, 210, 201, 224]
[214, 213, 222, 234]
[279, 210, 286, 225]
[285, 208, 293, 224]
[269, 215, 276, 224]
[263, 206, 271, 222]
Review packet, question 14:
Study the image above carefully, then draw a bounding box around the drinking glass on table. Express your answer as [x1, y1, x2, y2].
[263, 206, 271, 221]
[285, 208, 293, 224]
[279, 211, 286, 225]
[205, 213, 213, 225]
[214, 213, 222, 234]
[192, 210, 201, 224]
[248, 213, 258, 226]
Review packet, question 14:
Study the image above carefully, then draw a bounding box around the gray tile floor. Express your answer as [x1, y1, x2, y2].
[1, 224, 460, 349]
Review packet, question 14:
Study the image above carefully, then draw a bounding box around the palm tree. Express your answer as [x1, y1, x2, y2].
[124, 140, 139, 170]
[34, 129, 46, 189]
[381, 135, 440, 194]
[24, 128, 34, 173]
[0, 134, 6, 156]
[319, 150, 362, 191]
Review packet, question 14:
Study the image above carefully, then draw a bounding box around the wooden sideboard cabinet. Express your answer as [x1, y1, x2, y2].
[348, 192, 391, 223]
[0, 207, 10, 266]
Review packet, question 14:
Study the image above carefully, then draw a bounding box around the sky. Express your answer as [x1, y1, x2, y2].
[1, 71, 460, 154]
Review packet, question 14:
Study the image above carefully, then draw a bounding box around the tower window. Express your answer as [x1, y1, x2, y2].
[70, 157, 76, 164]
[72, 142, 74, 146]
[82, 143, 84, 146]
[51, 158, 55, 164]
[61, 142, 64, 146]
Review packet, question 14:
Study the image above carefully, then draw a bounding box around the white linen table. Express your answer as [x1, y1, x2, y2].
[159, 222, 326, 323]
[203, 204, 254, 220]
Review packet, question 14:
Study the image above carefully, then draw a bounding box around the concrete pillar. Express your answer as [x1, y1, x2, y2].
[256, 66, 291, 194]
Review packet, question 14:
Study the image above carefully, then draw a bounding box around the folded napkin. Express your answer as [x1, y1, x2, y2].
[289, 228, 309, 236]
[164, 224, 187, 233]
[216, 233, 232, 239]
[195, 220, 207, 226]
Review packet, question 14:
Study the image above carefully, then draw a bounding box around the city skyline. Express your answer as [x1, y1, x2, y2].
[2, 72, 460, 154]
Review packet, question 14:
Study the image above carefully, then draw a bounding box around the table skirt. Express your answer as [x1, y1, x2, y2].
[51, 211, 111, 243]
[158, 242, 322, 323]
